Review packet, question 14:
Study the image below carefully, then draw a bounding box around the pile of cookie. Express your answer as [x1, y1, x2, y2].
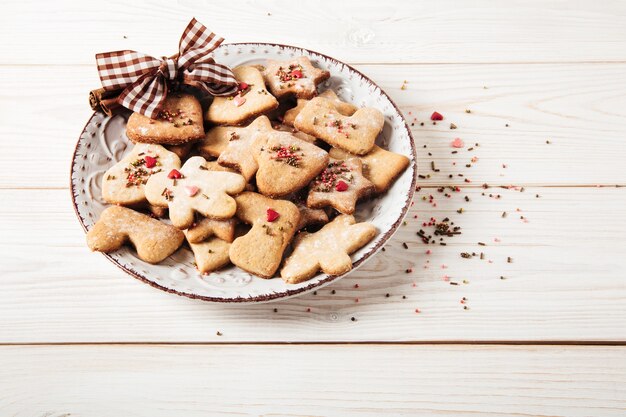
[87, 56, 410, 284]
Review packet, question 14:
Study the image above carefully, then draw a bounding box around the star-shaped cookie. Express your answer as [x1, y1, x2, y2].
[262, 56, 330, 100]
[281, 214, 377, 283]
[205, 65, 279, 125]
[252, 130, 329, 197]
[306, 157, 375, 215]
[126, 93, 205, 145]
[283, 89, 357, 126]
[102, 143, 181, 205]
[197, 116, 273, 181]
[144, 156, 246, 229]
[329, 145, 410, 193]
[294, 97, 384, 155]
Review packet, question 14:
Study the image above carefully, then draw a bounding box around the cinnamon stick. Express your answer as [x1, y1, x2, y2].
[89, 87, 123, 116]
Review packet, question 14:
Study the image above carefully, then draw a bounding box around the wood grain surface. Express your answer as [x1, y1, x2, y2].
[1, 1, 625, 415]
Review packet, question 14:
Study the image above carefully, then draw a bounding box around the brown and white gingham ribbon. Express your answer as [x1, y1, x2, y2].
[95, 18, 237, 118]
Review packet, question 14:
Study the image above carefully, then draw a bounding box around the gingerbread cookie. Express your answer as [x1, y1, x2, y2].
[281, 214, 377, 283]
[144, 156, 246, 229]
[307, 158, 375, 215]
[186, 218, 236, 244]
[126, 93, 205, 145]
[283, 89, 357, 126]
[86, 206, 184, 264]
[184, 232, 231, 274]
[102, 143, 181, 205]
[229, 192, 300, 278]
[329, 145, 410, 193]
[262, 56, 330, 99]
[197, 116, 273, 181]
[294, 97, 384, 155]
[206, 66, 279, 125]
[252, 130, 329, 197]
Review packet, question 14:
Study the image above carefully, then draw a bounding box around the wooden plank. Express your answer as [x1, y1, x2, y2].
[1, 344, 624, 417]
[3, 0, 626, 64]
[2, 63, 626, 189]
[1, 186, 624, 343]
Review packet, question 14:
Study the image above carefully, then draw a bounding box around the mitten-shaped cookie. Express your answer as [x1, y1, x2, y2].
[86, 206, 184, 264]
[281, 215, 377, 283]
[294, 97, 384, 155]
[145, 156, 246, 229]
[229, 192, 300, 278]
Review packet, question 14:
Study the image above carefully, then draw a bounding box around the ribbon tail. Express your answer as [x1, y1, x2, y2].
[117, 71, 168, 119]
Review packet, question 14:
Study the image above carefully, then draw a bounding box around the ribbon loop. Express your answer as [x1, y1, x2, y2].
[95, 18, 237, 118]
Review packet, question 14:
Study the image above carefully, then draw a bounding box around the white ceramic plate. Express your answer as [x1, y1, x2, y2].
[71, 43, 417, 303]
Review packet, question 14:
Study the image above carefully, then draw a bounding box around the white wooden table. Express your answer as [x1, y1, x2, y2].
[1, 1, 625, 415]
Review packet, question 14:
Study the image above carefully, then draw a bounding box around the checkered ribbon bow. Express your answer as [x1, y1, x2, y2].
[95, 18, 237, 118]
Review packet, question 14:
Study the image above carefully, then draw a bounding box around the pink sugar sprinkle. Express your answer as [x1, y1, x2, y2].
[451, 138, 465, 148]
[184, 186, 199, 197]
[442, 275, 450, 281]
[412, 282, 417, 287]
[233, 95, 246, 107]
[494, 238, 501, 242]
[488, 260, 493, 264]
[441, 264, 448, 269]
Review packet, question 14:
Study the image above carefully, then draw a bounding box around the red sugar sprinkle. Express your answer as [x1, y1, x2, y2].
[441, 264, 448, 269]
[335, 180, 349, 192]
[354, 284, 359, 289]
[412, 282, 416, 287]
[144, 155, 157, 168]
[167, 169, 182, 179]
[355, 298, 359, 303]
[431, 111, 444, 121]
[426, 250, 431, 255]
[451, 138, 465, 148]
[266, 208, 280, 222]
[306, 307, 311, 312]
[415, 308, 421, 313]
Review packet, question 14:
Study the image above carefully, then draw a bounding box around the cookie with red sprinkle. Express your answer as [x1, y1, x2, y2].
[262, 56, 330, 99]
[206, 66, 279, 126]
[229, 192, 300, 278]
[252, 130, 329, 198]
[307, 157, 375, 215]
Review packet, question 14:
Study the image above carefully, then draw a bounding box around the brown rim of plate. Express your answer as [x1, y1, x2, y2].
[70, 42, 418, 303]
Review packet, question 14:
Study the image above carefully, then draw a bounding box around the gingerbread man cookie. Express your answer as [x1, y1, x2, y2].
[229, 192, 300, 278]
[126, 93, 205, 145]
[307, 158, 375, 215]
[262, 56, 330, 100]
[102, 143, 181, 205]
[281, 214, 377, 283]
[294, 97, 384, 155]
[87, 206, 184, 264]
[283, 89, 357, 126]
[252, 130, 329, 197]
[144, 156, 246, 229]
[329, 145, 410, 193]
[184, 232, 231, 274]
[206, 66, 279, 125]
[197, 116, 274, 181]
